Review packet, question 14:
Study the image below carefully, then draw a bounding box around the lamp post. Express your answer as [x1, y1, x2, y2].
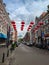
[6, 24, 10, 57]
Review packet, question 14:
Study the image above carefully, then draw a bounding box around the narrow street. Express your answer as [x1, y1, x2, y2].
[9, 44, 49, 65]
[0, 0, 49, 65]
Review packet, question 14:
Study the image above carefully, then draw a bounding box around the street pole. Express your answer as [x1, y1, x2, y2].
[2, 52, 5, 63]
[6, 25, 10, 57]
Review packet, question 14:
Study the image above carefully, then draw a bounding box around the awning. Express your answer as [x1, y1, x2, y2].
[44, 34, 49, 37]
[0, 33, 7, 39]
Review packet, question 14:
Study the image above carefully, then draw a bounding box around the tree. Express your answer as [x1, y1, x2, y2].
[18, 38, 23, 43]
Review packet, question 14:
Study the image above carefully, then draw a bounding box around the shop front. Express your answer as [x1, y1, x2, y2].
[0, 33, 7, 46]
[45, 34, 49, 50]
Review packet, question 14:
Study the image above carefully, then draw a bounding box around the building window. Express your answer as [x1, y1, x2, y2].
[0, 28, 1, 32]
[45, 19, 48, 24]
[44, 26, 49, 34]
[0, 25, 1, 32]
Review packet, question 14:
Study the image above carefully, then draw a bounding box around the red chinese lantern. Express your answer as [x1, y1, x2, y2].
[27, 28, 30, 31]
[11, 21, 15, 24]
[39, 21, 44, 25]
[29, 25, 32, 27]
[27, 26, 31, 31]
[21, 25, 24, 31]
[30, 22, 34, 25]
[14, 28, 16, 30]
[11, 21, 17, 30]
[21, 21, 25, 31]
[13, 25, 16, 27]
[21, 24, 24, 27]
[37, 25, 40, 28]
[21, 26, 23, 31]
[13, 26, 16, 29]
[21, 20, 25, 24]
[28, 27, 31, 29]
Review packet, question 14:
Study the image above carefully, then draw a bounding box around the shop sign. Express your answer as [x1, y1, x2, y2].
[46, 37, 49, 39]
[41, 32, 44, 38]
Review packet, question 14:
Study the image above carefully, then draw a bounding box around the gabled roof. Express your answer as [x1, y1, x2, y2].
[39, 12, 47, 19]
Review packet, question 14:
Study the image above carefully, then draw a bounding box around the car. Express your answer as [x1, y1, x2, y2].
[26, 42, 30, 46]
[23, 42, 27, 45]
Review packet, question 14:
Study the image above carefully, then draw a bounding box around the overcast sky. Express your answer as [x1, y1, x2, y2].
[3, 0, 49, 38]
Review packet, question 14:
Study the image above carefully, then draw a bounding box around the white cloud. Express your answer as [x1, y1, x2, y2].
[4, 0, 49, 38]
[25, 0, 49, 16]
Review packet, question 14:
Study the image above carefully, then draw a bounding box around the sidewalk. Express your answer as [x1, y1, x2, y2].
[0, 47, 16, 65]
[0, 46, 7, 63]
[0, 44, 11, 65]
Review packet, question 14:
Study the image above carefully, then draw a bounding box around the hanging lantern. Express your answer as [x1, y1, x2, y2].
[21, 25, 24, 31]
[27, 28, 30, 31]
[29, 25, 32, 27]
[14, 27, 16, 30]
[11, 21, 15, 24]
[27, 27, 31, 31]
[13, 26, 16, 29]
[13, 24, 16, 26]
[14, 27, 16, 29]
[21, 26, 23, 31]
[27, 21, 34, 32]
[11, 21, 17, 31]
[39, 21, 44, 25]
[14, 28, 16, 30]
[28, 27, 31, 29]
[21, 21, 25, 31]
[14, 28, 16, 31]
[21, 24, 24, 27]
[30, 22, 34, 25]
[37, 25, 40, 28]
[21, 20, 25, 24]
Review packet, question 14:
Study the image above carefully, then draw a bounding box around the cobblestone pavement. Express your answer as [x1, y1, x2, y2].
[6, 44, 49, 65]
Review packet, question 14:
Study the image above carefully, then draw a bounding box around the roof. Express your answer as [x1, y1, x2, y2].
[40, 12, 47, 19]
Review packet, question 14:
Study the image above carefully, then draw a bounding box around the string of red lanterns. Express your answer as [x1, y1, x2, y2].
[11, 21, 15, 24]
[30, 22, 34, 25]
[33, 21, 44, 33]
[21, 20, 25, 31]
[11, 20, 44, 33]
[27, 22, 34, 31]
[38, 21, 44, 25]
[21, 20, 25, 24]
[11, 21, 17, 31]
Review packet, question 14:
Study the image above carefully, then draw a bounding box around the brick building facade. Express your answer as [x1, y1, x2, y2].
[35, 6, 49, 48]
[0, 0, 18, 46]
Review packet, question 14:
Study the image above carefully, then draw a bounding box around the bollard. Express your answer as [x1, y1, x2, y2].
[10, 47, 13, 53]
[7, 49, 9, 57]
[2, 52, 5, 63]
